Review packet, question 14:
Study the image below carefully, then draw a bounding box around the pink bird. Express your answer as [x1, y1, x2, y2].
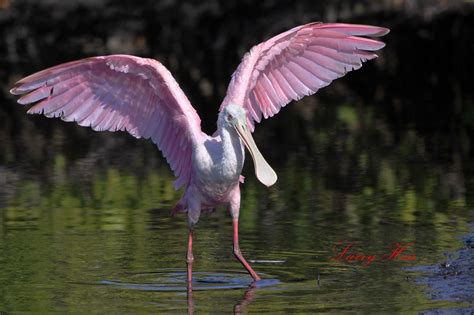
[10, 22, 389, 289]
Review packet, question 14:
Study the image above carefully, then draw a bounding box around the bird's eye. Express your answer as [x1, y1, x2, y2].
[227, 114, 233, 121]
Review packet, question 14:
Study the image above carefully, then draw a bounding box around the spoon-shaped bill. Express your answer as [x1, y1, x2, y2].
[234, 123, 277, 187]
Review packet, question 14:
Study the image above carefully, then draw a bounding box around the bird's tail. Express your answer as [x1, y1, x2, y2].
[171, 199, 186, 216]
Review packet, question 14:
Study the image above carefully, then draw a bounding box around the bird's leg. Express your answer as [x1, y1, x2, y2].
[186, 229, 194, 293]
[232, 218, 261, 281]
[185, 191, 201, 294]
[229, 186, 261, 281]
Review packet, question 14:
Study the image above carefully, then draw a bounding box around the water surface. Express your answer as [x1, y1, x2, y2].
[1, 108, 473, 313]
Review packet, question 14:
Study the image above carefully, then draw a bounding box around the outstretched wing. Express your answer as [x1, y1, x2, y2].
[220, 23, 389, 131]
[10, 55, 202, 189]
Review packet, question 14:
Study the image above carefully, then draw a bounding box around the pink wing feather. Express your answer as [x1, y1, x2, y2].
[220, 23, 390, 131]
[10, 55, 202, 189]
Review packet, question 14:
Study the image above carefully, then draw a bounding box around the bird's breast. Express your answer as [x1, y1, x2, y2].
[192, 135, 244, 202]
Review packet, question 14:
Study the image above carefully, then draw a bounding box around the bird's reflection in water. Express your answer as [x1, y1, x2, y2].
[186, 281, 259, 315]
[233, 283, 257, 314]
[187, 288, 195, 315]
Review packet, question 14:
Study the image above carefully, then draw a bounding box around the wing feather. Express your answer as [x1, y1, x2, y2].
[220, 22, 389, 131]
[11, 55, 202, 189]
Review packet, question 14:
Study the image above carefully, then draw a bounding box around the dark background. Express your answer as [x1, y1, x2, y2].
[1, 0, 473, 200]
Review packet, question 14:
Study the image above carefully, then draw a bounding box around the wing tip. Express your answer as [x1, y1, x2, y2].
[17, 96, 28, 105]
[26, 106, 41, 115]
[350, 25, 390, 38]
[375, 27, 390, 37]
[370, 40, 386, 50]
[10, 84, 24, 96]
[317, 23, 390, 38]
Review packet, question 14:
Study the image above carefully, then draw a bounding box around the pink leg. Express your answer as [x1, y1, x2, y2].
[186, 230, 194, 293]
[233, 219, 261, 281]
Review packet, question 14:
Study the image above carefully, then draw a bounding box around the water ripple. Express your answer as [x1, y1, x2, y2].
[97, 269, 280, 291]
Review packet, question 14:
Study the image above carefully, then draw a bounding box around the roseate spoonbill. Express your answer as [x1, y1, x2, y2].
[10, 22, 389, 287]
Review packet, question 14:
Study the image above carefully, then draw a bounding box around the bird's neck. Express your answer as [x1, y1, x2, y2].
[218, 125, 244, 172]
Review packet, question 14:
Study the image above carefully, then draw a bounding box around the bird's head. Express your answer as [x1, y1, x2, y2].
[219, 103, 277, 187]
[219, 103, 247, 129]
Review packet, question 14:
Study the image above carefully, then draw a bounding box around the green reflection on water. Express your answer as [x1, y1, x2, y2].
[1, 97, 473, 313]
[0, 137, 472, 312]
